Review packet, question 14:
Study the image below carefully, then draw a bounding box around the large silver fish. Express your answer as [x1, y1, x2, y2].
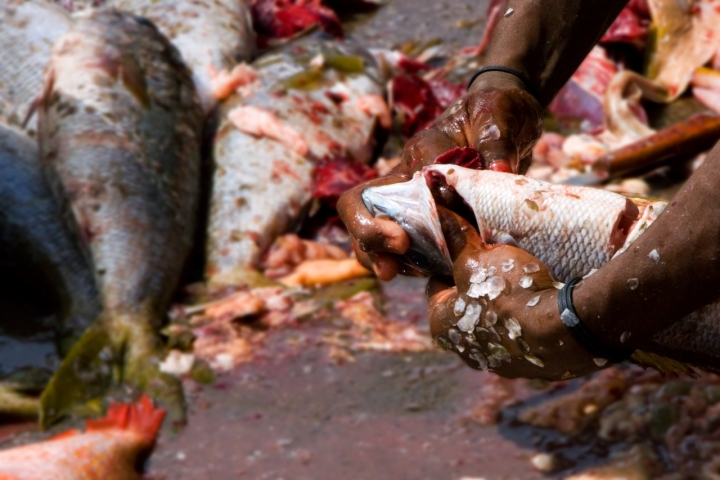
[37, 9, 204, 428]
[206, 36, 388, 288]
[109, 0, 255, 114]
[0, 0, 72, 135]
[0, 123, 100, 354]
[362, 164, 720, 372]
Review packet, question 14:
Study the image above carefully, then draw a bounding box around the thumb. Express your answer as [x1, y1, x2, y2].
[436, 206, 485, 261]
[474, 132, 519, 173]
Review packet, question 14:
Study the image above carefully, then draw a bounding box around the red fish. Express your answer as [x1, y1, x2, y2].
[0, 396, 164, 480]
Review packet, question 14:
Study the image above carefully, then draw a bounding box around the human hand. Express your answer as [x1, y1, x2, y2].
[427, 208, 602, 380]
[337, 71, 543, 281]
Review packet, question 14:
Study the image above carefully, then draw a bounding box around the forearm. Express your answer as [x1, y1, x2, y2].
[483, 0, 629, 106]
[575, 141, 720, 351]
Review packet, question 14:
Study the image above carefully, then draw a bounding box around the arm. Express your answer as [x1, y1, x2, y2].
[575, 143, 720, 351]
[338, 0, 629, 280]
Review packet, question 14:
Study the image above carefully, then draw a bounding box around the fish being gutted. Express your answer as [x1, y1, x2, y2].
[0, 123, 100, 355]
[362, 164, 720, 371]
[37, 9, 204, 427]
[206, 36, 387, 287]
[109, 0, 255, 114]
[0, 395, 164, 480]
[0, 0, 71, 134]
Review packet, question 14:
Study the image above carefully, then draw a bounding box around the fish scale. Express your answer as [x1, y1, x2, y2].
[0, 0, 71, 134]
[434, 165, 629, 282]
[206, 37, 386, 287]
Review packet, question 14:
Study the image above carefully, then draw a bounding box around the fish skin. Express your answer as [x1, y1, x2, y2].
[37, 9, 204, 427]
[205, 36, 386, 287]
[0, 123, 101, 352]
[109, 0, 255, 114]
[0, 395, 164, 480]
[362, 164, 720, 371]
[0, 0, 72, 135]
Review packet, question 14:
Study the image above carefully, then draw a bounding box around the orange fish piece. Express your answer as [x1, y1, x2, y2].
[0, 395, 164, 480]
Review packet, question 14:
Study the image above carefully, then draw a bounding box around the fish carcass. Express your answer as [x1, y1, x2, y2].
[206, 36, 388, 287]
[0, 123, 100, 355]
[37, 9, 204, 427]
[109, 0, 255, 114]
[361, 164, 720, 371]
[0, 0, 72, 134]
[0, 395, 164, 480]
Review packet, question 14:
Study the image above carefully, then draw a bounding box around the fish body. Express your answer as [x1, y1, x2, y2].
[206, 36, 387, 287]
[37, 9, 204, 427]
[0, 123, 100, 351]
[0, 395, 164, 480]
[0, 0, 72, 134]
[109, 0, 255, 114]
[362, 165, 720, 371]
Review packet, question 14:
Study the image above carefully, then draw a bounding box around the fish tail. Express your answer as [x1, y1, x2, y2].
[630, 349, 698, 378]
[85, 395, 165, 447]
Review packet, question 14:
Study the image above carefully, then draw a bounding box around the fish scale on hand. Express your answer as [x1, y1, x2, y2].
[363, 164, 720, 372]
[36, 9, 204, 428]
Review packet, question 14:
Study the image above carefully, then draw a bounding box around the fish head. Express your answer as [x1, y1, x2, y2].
[361, 172, 453, 278]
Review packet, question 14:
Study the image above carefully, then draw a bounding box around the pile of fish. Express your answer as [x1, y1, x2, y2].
[3, 0, 720, 477]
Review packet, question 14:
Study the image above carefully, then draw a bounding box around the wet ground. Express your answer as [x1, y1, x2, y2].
[146, 277, 615, 480]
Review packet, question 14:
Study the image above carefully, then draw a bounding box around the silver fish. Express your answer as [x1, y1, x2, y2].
[37, 9, 204, 427]
[109, 0, 255, 114]
[362, 164, 720, 372]
[0, 0, 72, 134]
[206, 36, 388, 287]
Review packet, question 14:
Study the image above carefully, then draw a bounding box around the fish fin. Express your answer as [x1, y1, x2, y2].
[40, 319, 185, 432]
[0, 383, 40, 420]
[40, 324, 114, 429]
[85, 395, 165, 447]
[630, 349, 698, 378]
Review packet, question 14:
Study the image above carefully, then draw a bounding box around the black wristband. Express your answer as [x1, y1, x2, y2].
[467, 66, 537, 100]
[557, 277, 633, 364]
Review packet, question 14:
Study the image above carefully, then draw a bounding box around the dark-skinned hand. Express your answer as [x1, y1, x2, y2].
[427, 207, 604, 381]
[337, 72, 543, 281]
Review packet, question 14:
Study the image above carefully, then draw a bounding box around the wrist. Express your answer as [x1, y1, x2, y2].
[468, 70, 528, 95]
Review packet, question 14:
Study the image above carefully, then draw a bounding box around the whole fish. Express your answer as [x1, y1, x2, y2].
[0, 395, 164, 480]
[37, 9, 204, 428]
[362, 164, 720, 372]
[206, 36, 388, 287]
[109, 0, 255, 114]
[0, 123, 100, 355]
[0, 0, 72, 135]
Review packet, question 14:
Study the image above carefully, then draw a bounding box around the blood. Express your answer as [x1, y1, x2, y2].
[433, 147, 484, 170]
[311, 157, 377, 208]
[391, 75, 464, 137]
[251, 0, 343, 48]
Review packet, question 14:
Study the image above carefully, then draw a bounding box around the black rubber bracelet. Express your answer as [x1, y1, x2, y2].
[467, 66, 537, 100]
[557, 277, 633, 364]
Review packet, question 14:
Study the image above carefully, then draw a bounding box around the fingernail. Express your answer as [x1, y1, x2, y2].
[488, 160, 512, 173]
